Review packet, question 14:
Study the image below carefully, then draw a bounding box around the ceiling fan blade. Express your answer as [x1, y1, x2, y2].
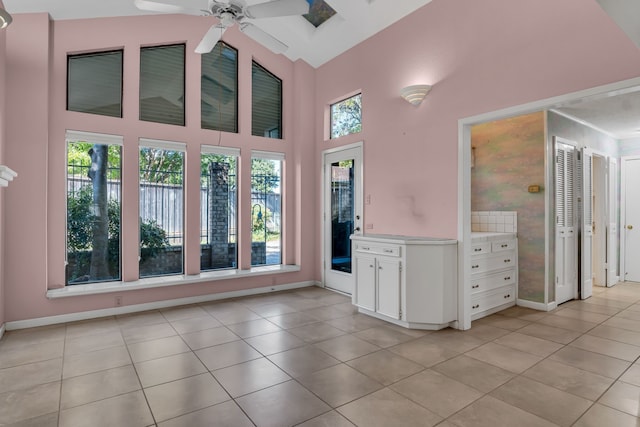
[195, 24, 227, 54]
[240, 22, 288, 54]
[134, 0, 205, 15]
[245, 0, 309, 19]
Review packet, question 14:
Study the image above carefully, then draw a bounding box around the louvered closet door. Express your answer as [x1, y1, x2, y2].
[607, 158, 618, 287]
[581, 148, 594, 299]
[555, 138, 578, 304]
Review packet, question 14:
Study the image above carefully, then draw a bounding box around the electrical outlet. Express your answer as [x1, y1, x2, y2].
[365, 223, 374, 230]
[115, 295, 123, 307]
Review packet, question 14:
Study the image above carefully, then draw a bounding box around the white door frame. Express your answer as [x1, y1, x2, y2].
[321, 141, 363, 294]
[458, 76, 640, 330]
[620, 155, 640, 282]
[590, 151, 608, 288]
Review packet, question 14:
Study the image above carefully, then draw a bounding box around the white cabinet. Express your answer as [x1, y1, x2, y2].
[470, 233, 518, 321]
[351, 235, 458, 330]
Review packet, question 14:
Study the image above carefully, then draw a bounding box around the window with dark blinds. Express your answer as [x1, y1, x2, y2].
[67, 50, 123, 118]
[201, 42, 238, 133]
[140, 44, 185, 126]
[252, 61, 282, 139]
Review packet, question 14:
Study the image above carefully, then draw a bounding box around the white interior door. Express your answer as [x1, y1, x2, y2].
[607, 157, 618, 287]
[323, 145, 363, 294]
[555, 139, 578, 304]
[592, 155, 607, 287]
[581, 148, 594, 299]
[622, 157, 640, 282]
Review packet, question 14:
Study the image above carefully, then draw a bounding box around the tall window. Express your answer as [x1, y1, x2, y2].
[201, 146, 238, 271]
[66, 131, 122, 285]
[252, 61, 282, 139]
[139, 140, 185, 278]
[140, 44, 185, 126]
[251, 151, 283, 266]
[67, 50, 123, 118]
[330, 93, 361, 139]
[201, 42, 238, 133]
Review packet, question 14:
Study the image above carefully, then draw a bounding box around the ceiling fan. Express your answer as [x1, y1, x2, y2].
[135, 0, 310, 54]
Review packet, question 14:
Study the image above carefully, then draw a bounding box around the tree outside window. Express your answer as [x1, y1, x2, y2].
[330, 93, 362, 139]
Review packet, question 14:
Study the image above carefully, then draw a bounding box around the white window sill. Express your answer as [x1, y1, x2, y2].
[47, 265, 301, 299]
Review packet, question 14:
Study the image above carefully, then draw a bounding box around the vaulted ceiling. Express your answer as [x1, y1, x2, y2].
[3, 0, 433, 68]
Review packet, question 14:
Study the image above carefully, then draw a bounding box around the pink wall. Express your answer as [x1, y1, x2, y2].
[314, 0, 640, 240]
[0, 0, 6, 328]
[4, 14, 317, 322]
[4, 0, 640, 323]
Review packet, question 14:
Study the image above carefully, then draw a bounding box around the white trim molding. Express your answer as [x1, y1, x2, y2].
[11, 280, 320, 331]
[0, 323, 5, 340]
[0, 165, 17, 187]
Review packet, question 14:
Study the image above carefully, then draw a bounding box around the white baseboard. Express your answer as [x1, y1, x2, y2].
[6, 281, 320, 331]
[0, 323, 5, 340]
[517, 299, 557, 312]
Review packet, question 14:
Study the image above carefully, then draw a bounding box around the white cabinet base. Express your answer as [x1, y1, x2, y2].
[351, 234, 458, 330]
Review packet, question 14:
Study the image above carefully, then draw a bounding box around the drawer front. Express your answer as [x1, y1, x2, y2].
[471, 285, 516, 315]
[354, 243, 401, 257]
[471, 242, 491, 255]
[470, 252, 516, 274]
[492, 240, 517, 253]
[470, 268, 516, 294]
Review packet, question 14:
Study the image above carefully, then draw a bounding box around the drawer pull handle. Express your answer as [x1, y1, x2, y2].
[504, 259, 511, 263]
[501, 244, 508, 248]
[504, 294, 511, 299]
[504, 276, 511, 281]
[383, 249, 393, 253]
[472, 284, 479, 289]
[472, 265, 480, 269]
[472, 304, 480, 309]
[474, 248, 482, 252]
[362, 246, 370, 250]
[369, 265, 374, 268]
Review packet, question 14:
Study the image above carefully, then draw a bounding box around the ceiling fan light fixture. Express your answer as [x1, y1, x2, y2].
[400, 84, 432, 106]
[0, 8, 13, 29]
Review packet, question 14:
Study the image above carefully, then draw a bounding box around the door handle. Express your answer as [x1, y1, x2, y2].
[628, 225, 634, 230]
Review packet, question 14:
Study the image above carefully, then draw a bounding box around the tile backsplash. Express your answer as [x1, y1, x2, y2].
[471, 211, 517, 233]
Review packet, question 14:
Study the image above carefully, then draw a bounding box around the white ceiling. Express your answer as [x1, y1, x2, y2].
[2, 0, 433, 68]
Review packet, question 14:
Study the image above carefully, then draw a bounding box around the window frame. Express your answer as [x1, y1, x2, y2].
[67, 49, 124, 118]
[251, 60, 283, 139]
[250, 150, 284, 267]
[138, 138, 187, 278]
[200, 145, 240, 272]
[65, 130, 124, 286]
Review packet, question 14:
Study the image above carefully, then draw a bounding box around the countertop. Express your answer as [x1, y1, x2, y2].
[351, 234, 457, 245]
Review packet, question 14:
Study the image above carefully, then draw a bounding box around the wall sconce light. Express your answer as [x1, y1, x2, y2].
[400, 84, 432, 105]
[0, 8, 12, 29]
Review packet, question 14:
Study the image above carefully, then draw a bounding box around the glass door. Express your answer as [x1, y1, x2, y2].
[323, 145, 363, 294]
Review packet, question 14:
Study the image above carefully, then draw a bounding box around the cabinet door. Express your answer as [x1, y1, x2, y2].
[355, 255, 376, 311]
[377, 258, 401, 320]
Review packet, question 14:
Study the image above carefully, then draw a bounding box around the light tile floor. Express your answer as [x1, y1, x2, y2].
[2, 283, 640, 426]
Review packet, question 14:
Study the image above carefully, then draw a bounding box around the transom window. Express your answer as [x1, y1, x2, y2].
[201, 42, 238, 133]
[67, 50, 123, 118]
[140, 44, 186, 126]
[252, 61, 282, 139]
[330, 93, 362, 139]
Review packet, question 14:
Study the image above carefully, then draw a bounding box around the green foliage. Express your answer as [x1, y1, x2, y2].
[67, 142, 121, 180]
[140, 147, 183, 185]
[331, 94, 362, 139]
[66, 185, 168, 282]
[140, 219, 169, 261]
[251, 158, 279, 194]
